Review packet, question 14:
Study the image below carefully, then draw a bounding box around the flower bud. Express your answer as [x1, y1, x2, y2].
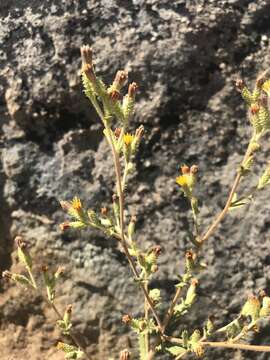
[190, 165, 199, 174]
[241, 295, 261, 321]
[181, 165, 190, 174]
[260, 295, 270, 317]
[185, 279, 198, 306]
[55, 266, 65, 279]
[128, 216, 136, 239]
[15, 236, 33, 270]
[185, 250, 196, 272]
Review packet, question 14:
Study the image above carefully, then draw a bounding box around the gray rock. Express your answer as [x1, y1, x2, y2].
[1, 0, 270, 359]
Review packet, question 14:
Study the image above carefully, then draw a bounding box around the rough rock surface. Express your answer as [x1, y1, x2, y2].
[1, 1, 270, 359]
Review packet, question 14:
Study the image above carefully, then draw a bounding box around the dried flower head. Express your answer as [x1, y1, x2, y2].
[60, 222, 70, 231]
[2, 270, 13, 280]
[114, 127, 122, 138]
[235, 79, 245, 91]
[250, 103, 260, 115]
[128, 82, 138, 98]
[120, 349, 131, 360]
[113, 70, 128, 90]
[80, 45, 93, 67]
[122, 314, 132, 324]
[101, 207, 108, 216]
[190, 165, 199, 174]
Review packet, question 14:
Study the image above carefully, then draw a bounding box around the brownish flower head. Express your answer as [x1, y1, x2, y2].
[114, 127, 122, 139]
[101, 207, 108, 216]
[256, 75, 266, 88]
[113, 70, 128, 89]
[191, 278, 199, 287]
[152, 245, 162, 257]
[185, 250, 194, 260]
[15, 235, 27, 249]
[260, 94, 268, 107]
[2, 270, 12, 279]
[55, 266, 65, 278]
[66, 304, 73, 314]
[57, 342, 65, 350]
[128, 82, 138, 98]
[82, 63, 96, 83]
[235, 79, 245, 91]
[259, 289, 267, 299]
[41, 265, 49, 273]
[60, 222, 70, 231]
[181, 165, 190, 174]
[151, 264, 158, 273]
[108, 88, 121, 101]
[250, 103, 260, 115]
[122, 314, 132, 324]
[60, 200, 71, 211]
[112, 194, 118, 202]
[135, 125, 144, 139]
[119, 349, 131, 360]
[80, 45, 93, 67]
[190, 165, 199, 174]
[131, 215, 137, 223]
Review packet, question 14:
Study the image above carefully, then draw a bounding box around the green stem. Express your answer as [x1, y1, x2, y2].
[26, 267, 37, 290]
[139, 332, 147, 360]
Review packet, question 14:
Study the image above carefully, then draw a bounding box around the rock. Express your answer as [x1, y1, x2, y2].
[1, 1, 270, 359]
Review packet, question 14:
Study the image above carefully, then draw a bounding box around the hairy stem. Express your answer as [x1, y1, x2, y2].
[47, 299, 92, 360]
[106, 129, 164, 332]
[144, 280, 150, 356]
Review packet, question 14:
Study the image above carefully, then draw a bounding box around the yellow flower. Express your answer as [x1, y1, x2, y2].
[262, 79, 270, 96]
[124, 133, 134, 146]
[176, 175, 188, 187]
[71, 196, 82, 210]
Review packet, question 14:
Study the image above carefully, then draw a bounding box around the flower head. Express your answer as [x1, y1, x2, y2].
[71, 197, 82, 211]
[262, 79, 270, 96]
[124, 133, 135, 146]
[176, 175, 188, 187]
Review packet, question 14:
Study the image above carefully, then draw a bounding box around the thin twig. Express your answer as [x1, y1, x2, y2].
[202, 341, 270, 352]
[161, 287, 182, 332]
[200, 142, 253, 244]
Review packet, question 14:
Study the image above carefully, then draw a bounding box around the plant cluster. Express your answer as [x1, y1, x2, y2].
[3, 47, 270, 359]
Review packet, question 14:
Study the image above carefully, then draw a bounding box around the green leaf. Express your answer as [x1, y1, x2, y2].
[229, 193, 252, 211]
[166, 346, 186, 356]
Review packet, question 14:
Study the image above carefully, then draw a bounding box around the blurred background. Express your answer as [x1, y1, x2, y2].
[1, 0, 270, 359]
